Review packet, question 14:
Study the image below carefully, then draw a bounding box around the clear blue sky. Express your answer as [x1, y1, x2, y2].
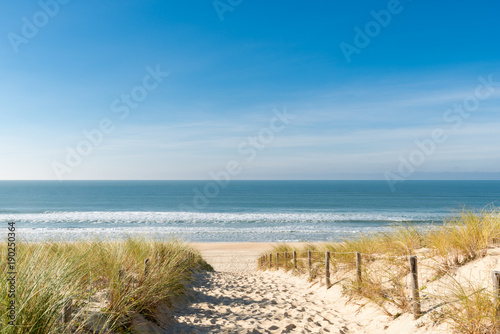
[0, 0, 499, 180]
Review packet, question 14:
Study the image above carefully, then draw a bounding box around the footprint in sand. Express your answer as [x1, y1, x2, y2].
[164, 271, 364, 334]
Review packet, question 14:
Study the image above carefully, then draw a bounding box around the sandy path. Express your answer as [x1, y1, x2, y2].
[162, 243, 452, 333]
[160, 243, 500, 334]
[164, 243, 363, 333]
[165, 271, 361, 334]
[193, 242, 307, 273]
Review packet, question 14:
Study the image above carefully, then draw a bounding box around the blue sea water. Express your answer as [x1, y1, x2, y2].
[0, 180, 498, 242]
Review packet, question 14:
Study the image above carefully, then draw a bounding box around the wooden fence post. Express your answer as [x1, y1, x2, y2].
[293, 250, 297, 271]
[308, 250, 312, 274]
[62, 298, 72, 331]
[118, 269, 124, 280]
[409, 256, 421, 319]
[492, 270, 500, 331]
[276, 253, 280, 270]
[284, 251, 288, 270]
[144, 258, 150, 276]
[325, 251, 331, 288]
[356, 252, 362, 289]
[269, 253, 272, 269]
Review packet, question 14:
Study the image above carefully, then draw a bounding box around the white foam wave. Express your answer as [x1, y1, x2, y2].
[11, 225, 392, 242]
[0, 211, 444, 226]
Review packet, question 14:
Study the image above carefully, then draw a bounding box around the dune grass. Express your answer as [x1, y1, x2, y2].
[260, 208, 500, 332]
[432, 277, 497, 334]
[0, 238, 212, 334]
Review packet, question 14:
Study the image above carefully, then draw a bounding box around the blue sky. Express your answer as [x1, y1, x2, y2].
[0, 0, 499, 180]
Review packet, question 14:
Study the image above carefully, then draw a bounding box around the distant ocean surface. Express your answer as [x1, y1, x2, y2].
[0, 181, 498, 242]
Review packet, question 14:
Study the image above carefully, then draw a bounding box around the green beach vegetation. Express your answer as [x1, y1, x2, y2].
[0, 238, 212, 334]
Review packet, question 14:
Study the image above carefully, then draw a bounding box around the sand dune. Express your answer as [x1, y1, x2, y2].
[159, 243, 500, 333]
[162, 243, 418, 333]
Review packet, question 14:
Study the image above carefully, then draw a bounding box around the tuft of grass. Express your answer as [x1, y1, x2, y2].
[0, 238, 211, 334]
[427, 209, 500, 276]
[342, 257, 411, 317]
[434, 276, 497, 334]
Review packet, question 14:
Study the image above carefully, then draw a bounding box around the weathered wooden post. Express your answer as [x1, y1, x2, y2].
[284, 251, 288, 270]
[492, 270, 500, 331]
[409, 256, 421, 319]
[356, 252, 362, 289]
[62, 298, 72, 332]
[276, 253, 280, 270]
[308, 250, 312, 274]
[269, 253, 272, 269]
[293, 250, 297, 271]
[118, 269, 124, 280]
[144, 258, 150, 276]
[325, 251, 331, 288]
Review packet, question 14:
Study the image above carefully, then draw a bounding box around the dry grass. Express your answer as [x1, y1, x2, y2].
[0, 237, 212, 334]
[260, 208, 500, 333]
[434, 278, 497, 334]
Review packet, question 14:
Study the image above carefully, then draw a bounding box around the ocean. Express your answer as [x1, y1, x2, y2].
[0, 180, 498, 242]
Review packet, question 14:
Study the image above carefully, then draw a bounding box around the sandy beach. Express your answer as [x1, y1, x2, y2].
[158, 242, 500, 334]
[193, 243, 300, 272]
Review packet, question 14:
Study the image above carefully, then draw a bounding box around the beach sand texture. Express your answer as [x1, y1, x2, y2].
[165, 271, 360, 334]
[161, 242, 500, 333]
[168, 242, 361, 333]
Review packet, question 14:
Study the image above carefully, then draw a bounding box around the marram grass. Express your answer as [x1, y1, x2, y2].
[0, 238, 212, 334]
[262, 208, 500, 333]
